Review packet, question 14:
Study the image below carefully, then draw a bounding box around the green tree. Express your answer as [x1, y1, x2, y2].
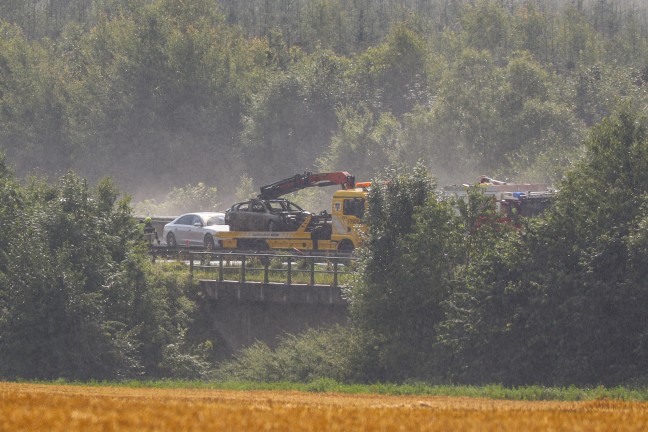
[431, 48, 503, 172]
[0, 156, 23, 320]
[460, 0, 510, 57]
[498, 53, 584, 180]
[0, 22, 78, 177]
[512, 2, 550, 62]
[348, 165, 460, 381]
[70, 2, 250, 193]
[241, 49, 346, 184]
[235, 173, 255, 202]
[0, 171, 205, 380]
[398, 105, 477, 185]
[0, 173, 138, 378]
[555, 6, 599, 72]
[439, 185, 534, 384]
[531, 102, 648, 384]
[604, 6, 648, 66]
[319, 105, 401, 181]
[135, 182, 220, 215]
[349, 24, 428, 117]
[443, 103, 648, 385]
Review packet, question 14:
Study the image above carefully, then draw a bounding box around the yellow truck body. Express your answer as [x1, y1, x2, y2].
[215, 187, 368, 253]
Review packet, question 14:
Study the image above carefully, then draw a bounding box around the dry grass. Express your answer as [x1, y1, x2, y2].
[2, 382, 648, 431]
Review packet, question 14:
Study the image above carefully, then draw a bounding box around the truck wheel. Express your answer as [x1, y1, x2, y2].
[204, 234, 215, 251]
[337, 239, 354, 254]
[166, 232, 177, 247]
[237, 239, 255, 250]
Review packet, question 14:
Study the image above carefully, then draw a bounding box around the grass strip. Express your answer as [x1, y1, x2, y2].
[18, 378, 648, 402]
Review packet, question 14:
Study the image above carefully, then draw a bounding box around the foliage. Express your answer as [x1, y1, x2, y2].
[234, 173, 255, 202]
[319, 105, 402, 181]
[460, 0, 510, 55]
[514, 102, 648, 385]
[1, 0, 648, 386]
[134, 182, 221, 215]
[215, 326, 381, 383]
[240, 49, 347, 185]
[441, 103, 648, 386]
[0, 0, 646, 194]
[0, 169, 206, 380]
[346, 164, 460, 381]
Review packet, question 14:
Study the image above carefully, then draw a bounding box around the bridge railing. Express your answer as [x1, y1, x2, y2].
[189, 251, 357, 288]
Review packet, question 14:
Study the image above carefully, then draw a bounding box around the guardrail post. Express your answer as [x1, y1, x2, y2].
[333, 259, 338, 288]
[263, 257, 269, 284]
[189, 253, 194, 280]
[309, 257, 315, 286]
[240, 254, 246, 283]
[286, 256, 292, 286]
[218, 255, 224, 282]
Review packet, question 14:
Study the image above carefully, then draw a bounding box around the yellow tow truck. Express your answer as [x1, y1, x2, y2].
[214, 172, 369, 253]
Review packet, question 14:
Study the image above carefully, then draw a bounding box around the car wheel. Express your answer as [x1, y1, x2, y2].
[204, 234, 215, 251]
[166, 232, 177, 247]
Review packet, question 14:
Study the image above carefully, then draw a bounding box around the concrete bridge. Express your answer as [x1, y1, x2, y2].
[193, 252, 352, 356]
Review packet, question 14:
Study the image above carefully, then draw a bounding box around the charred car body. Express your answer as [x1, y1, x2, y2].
[224, 198, 312, 232]
[216, 172, 364, 253]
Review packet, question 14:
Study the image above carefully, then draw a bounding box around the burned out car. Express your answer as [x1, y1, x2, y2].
[224, 198, 311, 232]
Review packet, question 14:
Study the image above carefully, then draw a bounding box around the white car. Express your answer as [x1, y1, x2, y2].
[162, 212, 229, 250]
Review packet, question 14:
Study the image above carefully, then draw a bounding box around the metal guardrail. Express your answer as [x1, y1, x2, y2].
[149, 244, 202, 260]
[188, 251, 357, 288]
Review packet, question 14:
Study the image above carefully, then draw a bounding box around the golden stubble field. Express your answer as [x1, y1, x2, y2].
[2, 382, 648, 431]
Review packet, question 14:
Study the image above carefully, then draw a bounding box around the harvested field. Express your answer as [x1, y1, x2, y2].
[2, 382, 648, 431]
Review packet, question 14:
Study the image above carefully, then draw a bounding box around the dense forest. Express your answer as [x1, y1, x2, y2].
[2, 0, 648, 386]
[0, 0, 647, 207]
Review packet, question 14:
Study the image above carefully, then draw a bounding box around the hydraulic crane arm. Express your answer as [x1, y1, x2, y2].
[259, 171, 355, 199]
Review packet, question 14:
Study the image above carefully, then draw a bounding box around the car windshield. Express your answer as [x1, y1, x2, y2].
[285, 201, 303, 211]
[206, 215, 225, 226]
[267, 201, 285, 211]
[268, 200, 303, 211]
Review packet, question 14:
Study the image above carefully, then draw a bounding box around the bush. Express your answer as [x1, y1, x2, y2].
[0, 170, 208, 380]
[440, 103, 648, 386]
[215, 326, 382, 383]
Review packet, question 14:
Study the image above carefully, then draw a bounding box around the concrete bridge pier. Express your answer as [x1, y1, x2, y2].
[199, 280, 348, 356]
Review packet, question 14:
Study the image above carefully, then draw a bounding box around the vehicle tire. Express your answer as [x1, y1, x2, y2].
[255, 240, 269, 251]
[204, 234, 215, 251]
[166, 232, 177, 247]
[337, 239, 354, 254]
[237, 239, 253, 250]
